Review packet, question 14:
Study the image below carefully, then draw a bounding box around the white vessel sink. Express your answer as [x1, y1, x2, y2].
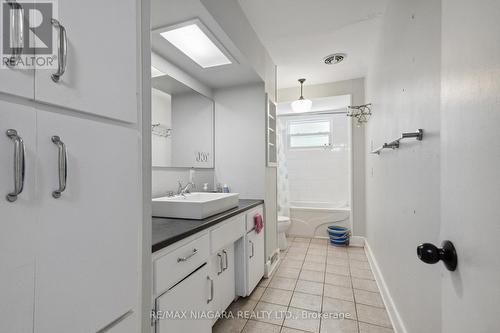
[152, 192, 240, 219]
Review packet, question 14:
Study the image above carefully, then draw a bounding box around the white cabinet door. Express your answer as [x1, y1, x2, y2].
[34, 111, 140, 333]
[247, 230, 264, 295]
[34, 0, 138, 123]
[209, 244, 236, 320]
[0, 102, 37, 333]
[0, 68, 34, 99]
[156, 264, 211, 333]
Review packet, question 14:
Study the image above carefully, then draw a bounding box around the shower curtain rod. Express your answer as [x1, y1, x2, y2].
[276, 107, 348, 117]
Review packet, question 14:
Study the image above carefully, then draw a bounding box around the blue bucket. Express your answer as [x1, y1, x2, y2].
[327, 226, 350, 246]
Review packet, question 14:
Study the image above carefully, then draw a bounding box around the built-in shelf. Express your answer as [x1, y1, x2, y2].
[266, 95, 277, 167]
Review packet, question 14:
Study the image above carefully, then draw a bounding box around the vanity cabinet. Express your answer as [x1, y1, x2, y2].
[155, 264, 211, 333]
[152, 204, 265, 332]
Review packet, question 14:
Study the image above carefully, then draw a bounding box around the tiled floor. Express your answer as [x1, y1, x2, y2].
[213, 237, 394, 333]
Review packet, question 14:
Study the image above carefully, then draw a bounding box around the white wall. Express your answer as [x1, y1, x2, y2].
[364, 1, 442, 332]
[214, 83, 266, 199]
[152, 88, 172, 167]
[279, 78, 366, 235]
[282, 114, 350, 205]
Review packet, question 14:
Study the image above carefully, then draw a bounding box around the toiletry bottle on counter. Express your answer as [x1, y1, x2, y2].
[202, 183, 209, 192]
[223, 184, 230, 193]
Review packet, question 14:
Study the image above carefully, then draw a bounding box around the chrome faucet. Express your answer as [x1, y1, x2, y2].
[177, 180, 195, 196]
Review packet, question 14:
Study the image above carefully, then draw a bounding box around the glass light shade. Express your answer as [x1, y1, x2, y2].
[291, 98, 312, 112]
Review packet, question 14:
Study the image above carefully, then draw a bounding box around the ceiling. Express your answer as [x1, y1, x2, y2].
[151, 0, 262, 90]
[238, 0, 389, 89]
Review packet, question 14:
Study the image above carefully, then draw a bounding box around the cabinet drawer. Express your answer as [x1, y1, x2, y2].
[210, 215, 245, 253]
[154, 234, 209, 296]
[245, 205, 264, 232]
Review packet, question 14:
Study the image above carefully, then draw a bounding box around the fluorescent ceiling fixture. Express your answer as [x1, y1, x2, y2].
[160, 23, 232, 68]
[151, 66, 164, 77]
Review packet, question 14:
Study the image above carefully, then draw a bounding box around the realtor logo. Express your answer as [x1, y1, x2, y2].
[1, 0, 58, 68]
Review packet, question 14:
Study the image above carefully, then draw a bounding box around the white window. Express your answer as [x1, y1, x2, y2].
[287, 118, 333, 149]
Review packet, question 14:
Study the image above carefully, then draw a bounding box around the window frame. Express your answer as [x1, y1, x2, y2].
[286, 117, 334, 150]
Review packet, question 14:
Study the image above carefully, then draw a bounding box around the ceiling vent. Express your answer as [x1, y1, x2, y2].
[323, 53, 346, 65]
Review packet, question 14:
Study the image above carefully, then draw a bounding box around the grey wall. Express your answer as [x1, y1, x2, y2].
[279, 78, 366, 236]
[364, 0, 442, 332]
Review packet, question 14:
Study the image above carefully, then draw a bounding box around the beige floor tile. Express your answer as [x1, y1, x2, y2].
[327, 246, 347, 253]
[277, 267, 301, 279]
[309, 243, 327, 249]
[320, 318, 358, 333]
[327, 257, 349, 267]
[356, 304, 392, 328]
[261, 288, 293, 306]
[281, 327, 311, 333]
[294, 237, 312, 243]
[213, 317, 248, 333]
[242, 320, 281, 333]
[322, 297, 357, 320]
[228, 298, 258, 315]
[295, 280, 324, 296]
[269, 277, 297, 291]
[249, 286, 266, 301]
[253, 302, 287, 326]
[291, 242, 310, 249]
[350, 267, 374, 280]
[352, 278, 379, 293]
[307, 247, 327, 255]
[310, 238, 328, 245]
[323, 285, 354, 302]
[258, 277, 271, 288]
[327, 251, 349, 259]
[325, 273, 351, 288]
[305, 254, 327, 264]
[354, 289, 385, 308]
[349, 260, 371, 270]
[302, 261, 326, 272]
[281, 259, 304, 270]
[358, 322, 394, 333]
[283, 307, 321, 333]
[290, 291, 322, 312]
[349, 253, 368, 262]
[347, 247, 365, 254]
[299, 269, 325, 283]
[326, 264, 350, 276]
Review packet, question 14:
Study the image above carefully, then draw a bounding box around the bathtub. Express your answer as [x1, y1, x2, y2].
[288, 201, 351, 238]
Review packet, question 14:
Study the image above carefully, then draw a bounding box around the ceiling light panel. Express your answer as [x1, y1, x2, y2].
[160, 22, 232, 69]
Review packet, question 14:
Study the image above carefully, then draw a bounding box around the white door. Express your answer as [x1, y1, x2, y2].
[247, 230, 264, 295]
[34, 0, 138, 123]
[0, 102, 37, 333]
[156, 264, 211, 333]
[441, 1, 500, 332]
[34, 111, 140, 333]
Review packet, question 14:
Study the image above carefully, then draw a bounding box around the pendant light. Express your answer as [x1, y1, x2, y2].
[291, 78, 312, 112]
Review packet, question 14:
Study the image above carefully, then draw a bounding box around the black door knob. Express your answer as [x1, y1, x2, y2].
[417, 240, 457, 271]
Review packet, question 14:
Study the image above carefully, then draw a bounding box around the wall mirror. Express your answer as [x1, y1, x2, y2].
[152, 74, 214, 168]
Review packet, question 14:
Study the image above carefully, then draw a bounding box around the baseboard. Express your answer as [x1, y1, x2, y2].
[264, 248, 280, 278]
[364, 239, 408, 333]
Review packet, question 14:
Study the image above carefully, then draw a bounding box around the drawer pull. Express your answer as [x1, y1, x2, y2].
[6, 129, 25, 202]
[177, 248, 198, 263]
[51, 19, 67, 82]
[217, 253, 223, 275]
[222, 249, 228, 271]
[249, 240, 255, 259]
[207, 276, 214, 304]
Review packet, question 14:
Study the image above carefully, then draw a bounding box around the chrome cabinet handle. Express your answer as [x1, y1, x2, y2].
[6, 1, 24, 67]
[222, 249, 228, 271]
[217, 253, 223, 275]
[177, 248, 198, 263]
[249, 240, 255, 259]
[207, 276, 214, 304]
[51, 136, 67, 198]
[51, 19, 67, 82]
[6, 129, 25, 202]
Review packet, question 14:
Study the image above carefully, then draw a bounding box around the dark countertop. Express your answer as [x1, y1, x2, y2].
[152, 199, 264, 253]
